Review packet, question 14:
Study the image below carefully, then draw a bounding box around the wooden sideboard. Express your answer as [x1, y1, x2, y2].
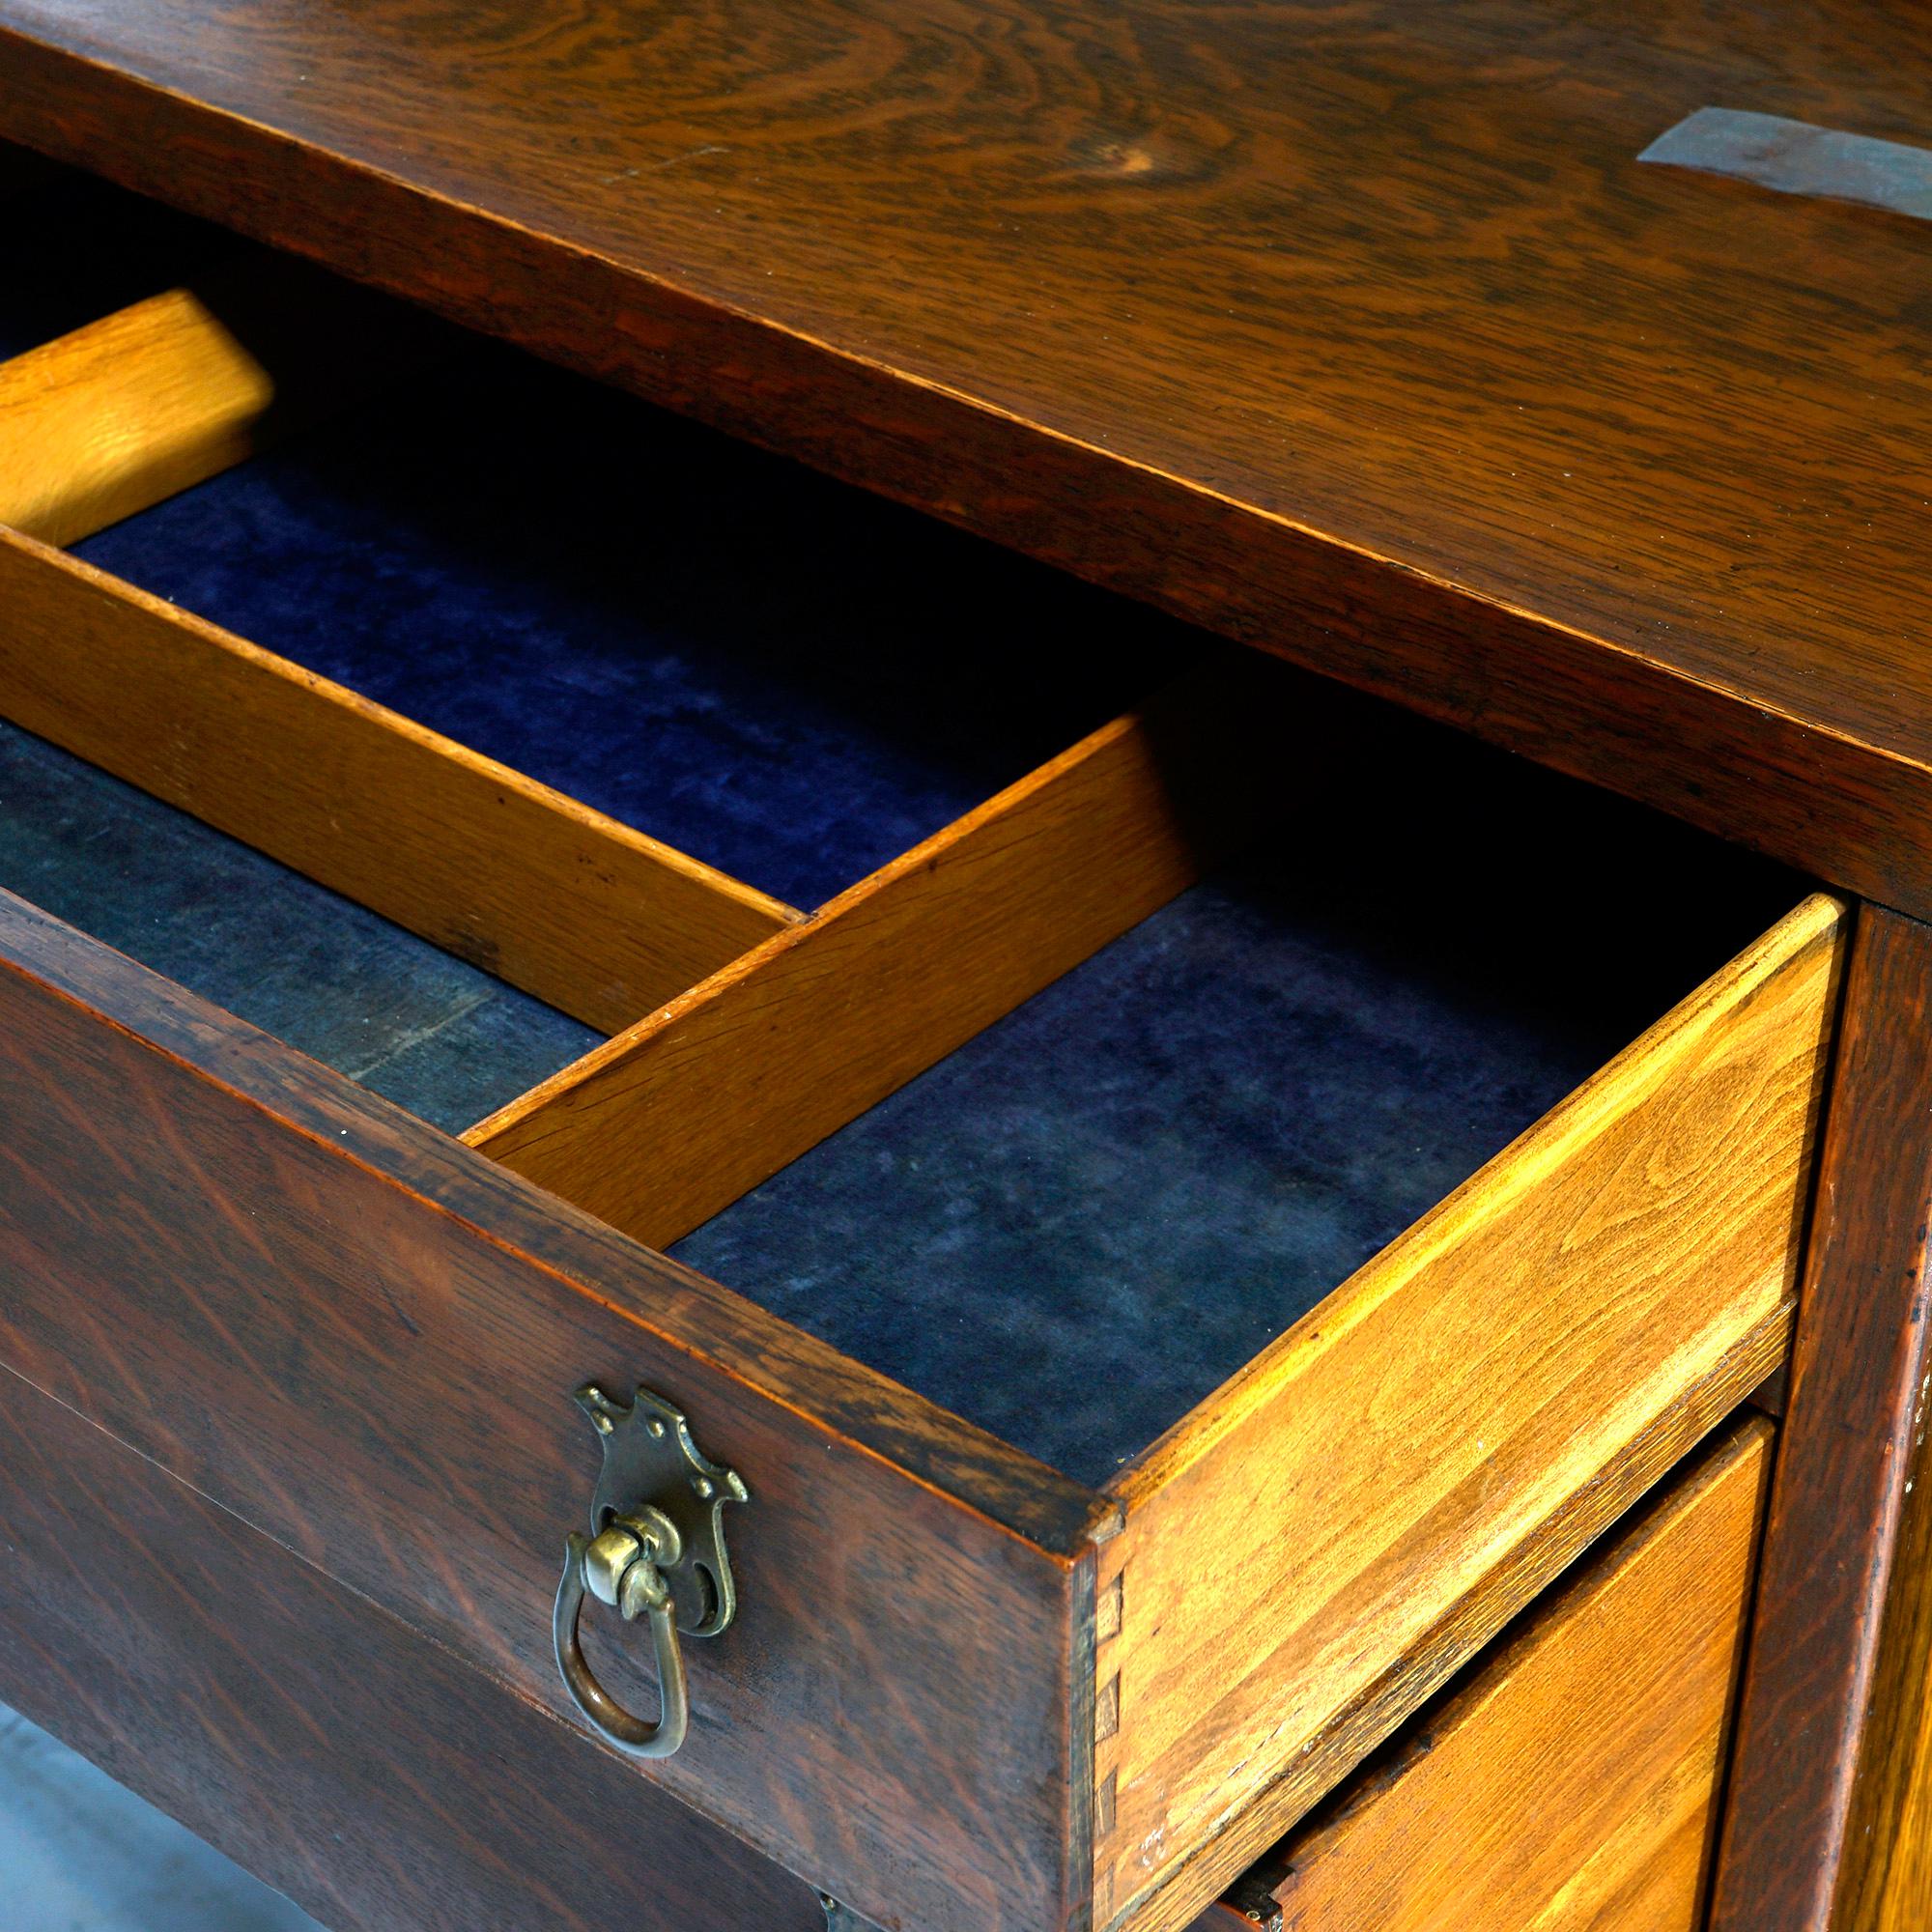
[0, 5, 1925, 1927]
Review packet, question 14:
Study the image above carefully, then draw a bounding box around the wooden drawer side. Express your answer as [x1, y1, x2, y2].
[1095, 893, 1844, 1930]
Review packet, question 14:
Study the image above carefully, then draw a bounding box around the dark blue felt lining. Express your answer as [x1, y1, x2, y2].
[75, 336, 1198, 911]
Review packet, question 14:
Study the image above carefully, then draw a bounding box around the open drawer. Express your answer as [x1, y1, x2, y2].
[0, 159, 1844, 1932]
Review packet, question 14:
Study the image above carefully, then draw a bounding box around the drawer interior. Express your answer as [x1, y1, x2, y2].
[668, 746, 1797, 1480]
[0, 157, 1804, 1482]
[0, 678, 1798, 1476]
[72, 320, 1195, 915]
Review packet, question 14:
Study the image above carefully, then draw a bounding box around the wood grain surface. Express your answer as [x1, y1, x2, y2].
[1710, 905, 1932, 1932]
[468, 659, 1281, 1243]
[0, 256, 405, 547]
[0, 885, 1113, 1932]
[0, 4, 1927, 913]
[1197, 1413, 1776, 1932]
[1094, 892, 1845, 1932]
[0, 528, 797, 1034]
[0, 1363, 829, 1932]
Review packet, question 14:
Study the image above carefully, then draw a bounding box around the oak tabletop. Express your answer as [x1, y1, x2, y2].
[3, 0, 1928, 908]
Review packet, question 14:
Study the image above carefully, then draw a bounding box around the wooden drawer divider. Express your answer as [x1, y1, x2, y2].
[466, 655, 1293, 1245]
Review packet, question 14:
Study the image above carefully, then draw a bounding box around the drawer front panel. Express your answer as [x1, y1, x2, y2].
[0, 1361, 826, 1932]
[0, 889, 1110, 1932]
[1205, 1410, 1774, 1932]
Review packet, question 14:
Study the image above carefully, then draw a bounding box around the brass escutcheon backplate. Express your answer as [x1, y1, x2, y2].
[574, 1382, 749, 1637]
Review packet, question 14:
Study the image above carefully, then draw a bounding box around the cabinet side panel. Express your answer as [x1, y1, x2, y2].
[1712, 904, 1932, 1932]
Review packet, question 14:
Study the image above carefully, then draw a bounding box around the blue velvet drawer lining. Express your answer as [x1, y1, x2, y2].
[72, 334, 1197, 914]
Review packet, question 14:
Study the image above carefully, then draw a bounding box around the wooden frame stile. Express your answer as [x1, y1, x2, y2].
[1090, 893, 1844, 1932]
[1710, 904, 1932, 1932]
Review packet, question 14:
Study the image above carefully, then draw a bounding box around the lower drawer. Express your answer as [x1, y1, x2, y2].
[1201, 1409, 1774, 1932]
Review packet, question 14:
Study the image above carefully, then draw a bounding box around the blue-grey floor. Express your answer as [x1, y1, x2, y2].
[0, 1703, 323, 1931]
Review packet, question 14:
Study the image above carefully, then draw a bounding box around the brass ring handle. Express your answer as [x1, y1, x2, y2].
[554, 1512, 691, 1759]
[554, 1383, 747, 1760]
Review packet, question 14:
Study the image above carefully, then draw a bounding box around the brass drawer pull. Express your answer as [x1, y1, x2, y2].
[554, 1382, 749, 1759]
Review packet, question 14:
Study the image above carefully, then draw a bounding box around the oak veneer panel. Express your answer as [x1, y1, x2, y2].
[0, 528, 797, 1034]
[1711, 906, 1932, 1932]
[0, 886, 1111, 1932]
[1204, 1414, 1774, 1932]
[0, 1365, 827, 1932]
[1, 5, 1928, 914]
[0, 258, 401, 547]
[469, 659, 1280, 1244]
[1094, 892, 1845, 1931]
